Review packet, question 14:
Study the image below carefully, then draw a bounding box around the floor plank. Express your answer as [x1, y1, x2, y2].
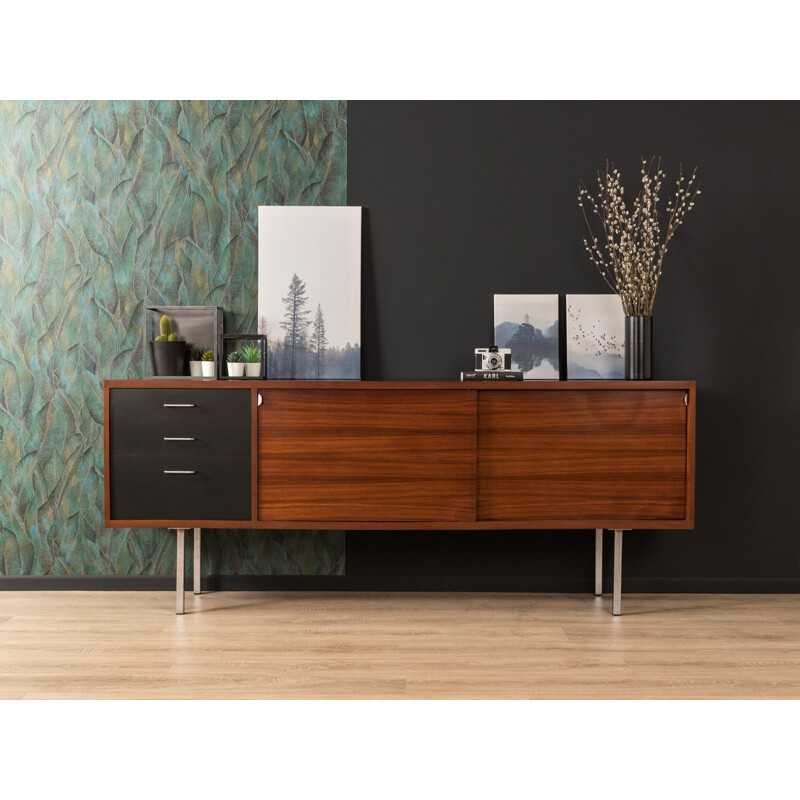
[0, 591, 798, 699]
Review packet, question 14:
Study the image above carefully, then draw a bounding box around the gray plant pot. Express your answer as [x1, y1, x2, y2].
[149, 341, 187, 376]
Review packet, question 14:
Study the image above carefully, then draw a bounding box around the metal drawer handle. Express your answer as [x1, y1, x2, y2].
[163, 403, 196, 408]
[163, 437, 196, 441]
[163, 470, 197, 474]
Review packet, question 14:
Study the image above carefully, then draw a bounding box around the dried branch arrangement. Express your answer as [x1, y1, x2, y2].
[578, 158, 701, 316]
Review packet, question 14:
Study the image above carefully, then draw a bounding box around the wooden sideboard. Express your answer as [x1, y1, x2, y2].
[104, 380, 696, 615]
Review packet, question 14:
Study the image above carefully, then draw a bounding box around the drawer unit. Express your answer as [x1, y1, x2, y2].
[109, 388, 249, 423]
[109, 455, 251, 520]
[106, 387, 252, 521]
[110, 421, 250, 456]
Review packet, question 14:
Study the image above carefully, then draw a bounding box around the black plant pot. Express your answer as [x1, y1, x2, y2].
[149, 341, 187, 376]
[624, 316, 653, 380]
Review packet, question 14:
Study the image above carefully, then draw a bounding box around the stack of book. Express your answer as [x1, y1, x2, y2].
[460, 370, 523, 382]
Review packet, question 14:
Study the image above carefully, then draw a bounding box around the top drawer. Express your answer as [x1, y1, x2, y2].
[109, 388, 250, 423]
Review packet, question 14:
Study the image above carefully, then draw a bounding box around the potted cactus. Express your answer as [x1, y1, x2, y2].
[241, 344, 262, 377]
[200, 349, 216, 378]
[226, 350, 245, 377]
[188, 346, 204, 377]
[149, 315, 186, 376]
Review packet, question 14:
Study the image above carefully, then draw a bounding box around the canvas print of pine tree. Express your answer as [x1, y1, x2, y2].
[258, 207, 362, 379]
[566, 294, 625, 379]
[493, 295, 560, 378]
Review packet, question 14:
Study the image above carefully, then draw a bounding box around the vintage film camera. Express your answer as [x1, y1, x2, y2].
[474, 346, 512, 371]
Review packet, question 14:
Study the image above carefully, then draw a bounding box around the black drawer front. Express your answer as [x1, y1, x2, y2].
[110, 421, 251, 456]
[110, 455, 251, 521]
[109, 388, 250, 423]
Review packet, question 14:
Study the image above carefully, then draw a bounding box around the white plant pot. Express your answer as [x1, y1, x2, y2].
[201, 361, 216, 378]
[189, 360, 203, 377]
[244, 362, 261, 377]
[227, 362, 245, 377]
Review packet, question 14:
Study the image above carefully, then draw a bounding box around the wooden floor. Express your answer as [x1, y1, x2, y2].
[0, 591, 799, 699]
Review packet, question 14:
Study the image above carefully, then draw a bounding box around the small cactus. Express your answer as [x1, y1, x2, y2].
[227, 350, 243, 363]
[201, 350, 214, 362]
[190, 346, 204, 361]
[154, 315, 180, 343]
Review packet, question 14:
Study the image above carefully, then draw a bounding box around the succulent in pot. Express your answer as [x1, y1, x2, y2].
[149, 315, 186, 376]
[241, 344, 262, 377]
[226, 350, 245, 378]
[200, 349, 216, 378]
[188, 346, 204, 377]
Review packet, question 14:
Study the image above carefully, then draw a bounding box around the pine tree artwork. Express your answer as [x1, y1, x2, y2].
[258, 206, 361, 380]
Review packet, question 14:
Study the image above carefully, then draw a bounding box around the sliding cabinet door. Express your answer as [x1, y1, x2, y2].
[477, 390, 688, 522]
[259, 390, 476, 522]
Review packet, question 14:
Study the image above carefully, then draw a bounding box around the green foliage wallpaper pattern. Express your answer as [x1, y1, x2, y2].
[0, 100, 346, 576]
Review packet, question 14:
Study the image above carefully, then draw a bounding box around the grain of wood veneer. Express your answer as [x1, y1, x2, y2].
[1, 592, 799, 699]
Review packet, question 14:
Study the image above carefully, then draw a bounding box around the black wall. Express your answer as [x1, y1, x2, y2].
[345, 101, 800, 591]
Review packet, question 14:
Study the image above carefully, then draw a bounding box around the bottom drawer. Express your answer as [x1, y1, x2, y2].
[110, 455, 251, 521]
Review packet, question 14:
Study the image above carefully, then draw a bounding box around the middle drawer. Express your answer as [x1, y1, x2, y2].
[110, 421, 251, 457]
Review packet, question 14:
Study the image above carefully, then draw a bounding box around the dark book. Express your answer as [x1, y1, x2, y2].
[460, 370, 524, 381]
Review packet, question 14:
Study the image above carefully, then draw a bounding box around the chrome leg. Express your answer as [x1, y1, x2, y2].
[612, 530, 623, 616]
[176, 528, 186, 615]
[193, 528, 201, 595]
[595, 529, 603, 596]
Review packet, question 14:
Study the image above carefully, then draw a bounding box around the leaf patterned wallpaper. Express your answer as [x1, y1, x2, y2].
[0, 100, 347, 576]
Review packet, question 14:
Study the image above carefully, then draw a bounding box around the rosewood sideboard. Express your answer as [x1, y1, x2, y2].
[103, 380, 696, 615]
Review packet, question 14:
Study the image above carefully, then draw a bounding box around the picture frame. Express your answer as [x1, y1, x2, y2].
[493, 294, 560, 379]
[258, 206, 362, 380]
[566, 294, 625, 379]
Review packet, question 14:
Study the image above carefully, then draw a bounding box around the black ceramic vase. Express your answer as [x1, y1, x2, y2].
[624, 316, 652, 380]
[149, 341, 187, 376]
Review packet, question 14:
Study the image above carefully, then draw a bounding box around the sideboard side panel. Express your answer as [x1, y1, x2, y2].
[686, 387, 696, 525]
[258, 390, 477, 522]
[477, 390, 688, 521]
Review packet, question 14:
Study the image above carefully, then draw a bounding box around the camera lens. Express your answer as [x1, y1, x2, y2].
[485, 353, 503, 370]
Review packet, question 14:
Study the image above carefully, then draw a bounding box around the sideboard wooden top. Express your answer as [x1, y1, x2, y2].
[105, 379, 695, 390]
